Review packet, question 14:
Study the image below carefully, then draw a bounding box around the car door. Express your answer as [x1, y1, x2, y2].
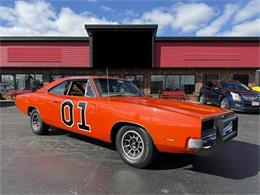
[210, 81, 222, 104]
[49, 79, 99, 138]
[62, 79, 98, 137]
[204, 81, 214, 102]
[43, 80, 71, 126]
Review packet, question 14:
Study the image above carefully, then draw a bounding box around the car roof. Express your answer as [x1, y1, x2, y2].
[62, 76, 127, 80]
[42, 76, 128, 90]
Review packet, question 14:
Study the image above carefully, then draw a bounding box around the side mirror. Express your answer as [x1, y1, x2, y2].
[214, 86, 220, 91]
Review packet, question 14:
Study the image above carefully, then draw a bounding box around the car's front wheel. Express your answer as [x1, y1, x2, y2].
[220, 97, 230, 109]
[199, 94, 206, 104]
[30, 109, 49, 135]
[116, 125, 157, 168]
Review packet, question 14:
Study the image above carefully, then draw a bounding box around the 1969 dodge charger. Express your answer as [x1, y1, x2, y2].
[16, 76, 238, 168]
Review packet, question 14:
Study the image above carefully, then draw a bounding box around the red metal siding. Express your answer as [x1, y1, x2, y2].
[1, 42, 90, 67]
[8, 48, 62, 62]
[155, 42, 259, 68]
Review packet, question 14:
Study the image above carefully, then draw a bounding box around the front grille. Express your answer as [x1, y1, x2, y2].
[202, 119, 214, 130]
[201, 113, 238, 146]
[241, 94, 260, 102]
[202, 129, 217, 145]
[223, 122, 233, 136]
[201, 119, 217, 146]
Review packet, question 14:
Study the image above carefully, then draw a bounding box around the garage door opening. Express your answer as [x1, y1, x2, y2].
[85, 25, 157, 68]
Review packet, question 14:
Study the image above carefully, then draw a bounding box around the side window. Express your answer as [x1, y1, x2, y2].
[213, 82, 220, 90]
[206, 81, 213, 88]
[85, 81, 95, 97]
[49, 81, 70, 95]
[68, 80, 88, 96]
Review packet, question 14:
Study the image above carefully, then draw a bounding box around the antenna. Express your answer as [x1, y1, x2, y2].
[106, 67, 110, 99]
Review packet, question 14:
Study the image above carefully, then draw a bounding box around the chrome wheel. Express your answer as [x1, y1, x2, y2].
[30, 109, 49, 135]
[121, 130, 144, 160]
[221, 98, 229, 109]
[32, 113, 41, 131]
[199, 94, 205, 104]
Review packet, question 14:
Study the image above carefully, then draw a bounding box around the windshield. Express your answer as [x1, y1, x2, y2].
[220, 81, 251, 91]
[94, 78, 143, 97]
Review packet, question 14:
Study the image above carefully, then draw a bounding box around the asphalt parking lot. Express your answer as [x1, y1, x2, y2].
[0, 106, 259, 194]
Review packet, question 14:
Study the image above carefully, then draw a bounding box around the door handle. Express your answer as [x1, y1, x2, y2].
[54, 100, 60, 103]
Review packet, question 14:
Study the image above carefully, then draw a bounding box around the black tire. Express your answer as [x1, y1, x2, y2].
[116, 125, 157, 168]
[199, 94, 206, 104]
[30, 109, 49, 135]
[220, 97, 230, 109]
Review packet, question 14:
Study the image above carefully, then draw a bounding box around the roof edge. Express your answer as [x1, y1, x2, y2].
[156, 36, 260, 42]
[85, 24, 158, 36]
[1, 36, 259, 42]
[85, 24, 158, 30]
[0, 36, 89, 42]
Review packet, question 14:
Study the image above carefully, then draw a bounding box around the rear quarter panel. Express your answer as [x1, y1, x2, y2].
[16, 93, 33, 115]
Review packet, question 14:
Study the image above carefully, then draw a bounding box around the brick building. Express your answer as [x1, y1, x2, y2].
[0, 25, 259, 97]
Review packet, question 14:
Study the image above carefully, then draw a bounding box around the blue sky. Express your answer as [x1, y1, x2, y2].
[0, 0, 259, 36]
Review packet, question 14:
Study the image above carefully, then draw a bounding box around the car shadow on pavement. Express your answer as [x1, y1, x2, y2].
[48, 128, 259, 180]
[67, 133, 116, 151]
[48, 127, 71, 136]
[234, 111, 260, 115]
[150, 140, 259, 180]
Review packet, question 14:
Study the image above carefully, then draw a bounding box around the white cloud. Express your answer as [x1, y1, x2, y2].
[221, 18, 260, 36]
[100, 5, 115, 12]
[0, 1, 117, 36]
[234, 0, 260, 24]
[127, 3, 215, 33]
[0, 0, 259, 37]
[124, 9, 139, 18]
[196, 3, 238, 36]
[129, 8, 173, 32]
[171, 3, 215, 32]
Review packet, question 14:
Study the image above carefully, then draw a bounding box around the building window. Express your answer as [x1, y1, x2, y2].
[256, 70, 260, 86]
[16, 74, 43, 90]
[151, 75, 165, 94]
[181, 75, 195, 94]
[151, 74, 195, 95]
[233, 74, 249, 85]
[1, 74, 15, 90]
[111, 75, 120, 78]
[50, 75, 63, 82]
[203, 74, 218, 85]
[125, 75, 144, 91]
[166, 75, 180, 90]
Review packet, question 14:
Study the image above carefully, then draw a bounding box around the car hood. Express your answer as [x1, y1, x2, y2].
[109, 97, 230, 119]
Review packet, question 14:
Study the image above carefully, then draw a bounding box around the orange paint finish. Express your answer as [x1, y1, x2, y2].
[16, 76, 233, 154]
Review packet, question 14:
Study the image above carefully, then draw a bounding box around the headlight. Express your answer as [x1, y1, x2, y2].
[230, 92, 241, 101]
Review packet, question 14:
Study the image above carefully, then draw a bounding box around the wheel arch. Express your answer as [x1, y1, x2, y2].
[110, 121, 154, 147]
[219, 95, 227, 103]
[27, 106, 36, 116]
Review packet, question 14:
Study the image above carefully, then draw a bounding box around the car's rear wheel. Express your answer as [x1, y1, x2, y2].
[199, 94, 206, 104]
[30, 109, 49, 135]
[116, 125, 157, 168]
[220, 98, 230, 109]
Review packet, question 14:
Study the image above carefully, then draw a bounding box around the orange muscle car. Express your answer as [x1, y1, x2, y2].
[16, 76, 238, 168]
